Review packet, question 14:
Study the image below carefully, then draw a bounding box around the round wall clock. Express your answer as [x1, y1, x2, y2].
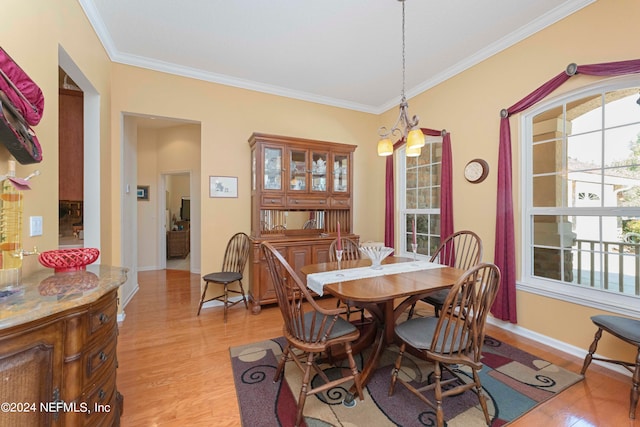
[464, 158, 489, 183]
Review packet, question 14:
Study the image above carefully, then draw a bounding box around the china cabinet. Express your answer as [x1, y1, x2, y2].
[247, 133, 357, 313]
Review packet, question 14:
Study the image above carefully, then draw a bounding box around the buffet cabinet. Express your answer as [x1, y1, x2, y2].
[247, 133, 357, 313]
[0, 266, 126, 427]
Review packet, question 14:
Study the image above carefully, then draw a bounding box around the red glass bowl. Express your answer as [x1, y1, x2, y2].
[38, 248, 100, 273]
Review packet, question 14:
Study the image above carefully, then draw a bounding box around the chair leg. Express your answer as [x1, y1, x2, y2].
[433, 361, 444, 427]
[631, 347, 640, 419]
[407, 302, 416, 320]
[296, 352, 315, 427]
[388, 343, 406, 396]
[197, 281, 209, 316]
[472, 368, 491, 425]
[345, 342, 363, 401]
[237, 280, 249, 309]
[274, 343, 291, 382]
[223, 284, 229, 323]
[581, 327, 603, 375]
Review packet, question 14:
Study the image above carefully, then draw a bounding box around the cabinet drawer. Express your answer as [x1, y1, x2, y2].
[85, 330, 117, 384]
[329, 197, 351, 208]
[82, 362, 117, 427]
[88, 294, 117, 338]
[287, 197, 328, 208]
[261, 194, 285, 207]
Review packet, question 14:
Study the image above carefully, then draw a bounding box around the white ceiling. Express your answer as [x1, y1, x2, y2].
[79, 0, 594, 114]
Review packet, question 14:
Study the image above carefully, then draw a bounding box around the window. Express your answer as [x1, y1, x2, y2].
[397, 136, 443, 257]
[523, 78, 640, 313]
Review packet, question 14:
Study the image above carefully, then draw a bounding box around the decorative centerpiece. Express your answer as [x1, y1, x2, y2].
[38, 248, 100, 273]
[358, 245, 394, 269]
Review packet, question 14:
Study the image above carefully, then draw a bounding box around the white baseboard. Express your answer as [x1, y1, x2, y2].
[488, 316, 631, 377]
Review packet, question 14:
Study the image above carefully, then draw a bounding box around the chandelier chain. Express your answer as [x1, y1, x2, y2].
[401, 0, 406, 102]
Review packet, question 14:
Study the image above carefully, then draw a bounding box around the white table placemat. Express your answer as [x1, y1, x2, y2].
[306, 260, 444, 296]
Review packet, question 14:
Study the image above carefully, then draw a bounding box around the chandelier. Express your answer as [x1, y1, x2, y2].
[377, 0, 425, 157]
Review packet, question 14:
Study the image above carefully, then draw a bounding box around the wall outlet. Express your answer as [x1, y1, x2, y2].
[30, 216, 43, 237]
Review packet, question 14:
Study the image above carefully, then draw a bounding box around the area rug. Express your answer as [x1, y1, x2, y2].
[230, 335, 583, 426]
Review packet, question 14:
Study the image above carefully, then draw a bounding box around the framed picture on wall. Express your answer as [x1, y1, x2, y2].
[210, 176, 238, 198]
[137, 185, 149, 200]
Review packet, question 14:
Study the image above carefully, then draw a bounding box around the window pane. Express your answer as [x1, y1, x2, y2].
[603, 124, 640, 166]
[533, 175, 566, 208]
[406, 188, 417, 209]
[604, 89, 640, 128]
[568, 94, 602, 133]
[567, 131, 602, 168]
[532, 140, 561, 174]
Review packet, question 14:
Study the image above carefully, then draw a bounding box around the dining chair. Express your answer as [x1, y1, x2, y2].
[197, 232, 251, 321]
[328, 237, 365, 321]
[261, 241, 364, 427]
[389, 262, 501, 427]
[408, 230, 482, 319]
[581, 315, 640, 419]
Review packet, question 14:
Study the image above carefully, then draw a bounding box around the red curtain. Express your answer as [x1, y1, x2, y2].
[384, 129, 453, 248]
[493, 59, 640, 323]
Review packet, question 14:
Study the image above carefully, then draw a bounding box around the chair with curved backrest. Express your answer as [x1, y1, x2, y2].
[581, 315, 640, 419]
[328, 237, 364, 321]
[197, 232, 251, 321]
[389, 263, 501, 427]
[328, 237, 361, 262]
[408, 230, 483, 319]
[261, 241, 364, 427]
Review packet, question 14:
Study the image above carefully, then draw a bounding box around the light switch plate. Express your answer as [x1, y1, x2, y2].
[30, 216, 43, 237]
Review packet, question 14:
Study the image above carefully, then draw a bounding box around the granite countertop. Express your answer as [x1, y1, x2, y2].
[0, 264, 128, 330]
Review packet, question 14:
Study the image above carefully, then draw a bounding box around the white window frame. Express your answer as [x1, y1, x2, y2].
[396, 137, 442, 258]
[520, 74, 640, 318]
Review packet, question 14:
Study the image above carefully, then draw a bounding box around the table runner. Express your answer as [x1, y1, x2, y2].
[306, 260, 444, 296]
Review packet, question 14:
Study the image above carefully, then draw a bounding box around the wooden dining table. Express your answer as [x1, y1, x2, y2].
[300, 256, 466, 398]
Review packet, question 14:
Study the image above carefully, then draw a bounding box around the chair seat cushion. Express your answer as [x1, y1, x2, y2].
[395, 316, 468, 352]
[592, 315, 640, 346]
[304, 311, 357, 341]
[422, 289, 450, 305]
[203, 271, 242, 284]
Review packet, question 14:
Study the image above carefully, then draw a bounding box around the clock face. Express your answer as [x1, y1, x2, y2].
[464, 159, 489, 183]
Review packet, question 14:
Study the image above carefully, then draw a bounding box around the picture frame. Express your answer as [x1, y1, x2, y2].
[210, 176, 238, 198]
[137, 185, 149, 200]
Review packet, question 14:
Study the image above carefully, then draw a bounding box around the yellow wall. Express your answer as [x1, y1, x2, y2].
[0, 0, 112, 274]
[401, 0, 640, 359]
[110, 64, 383, 274]
[3, 0, 639, 361]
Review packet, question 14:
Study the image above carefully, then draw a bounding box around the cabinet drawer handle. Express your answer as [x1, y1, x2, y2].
[99, 351, 108, 362]
[99, 313, 109, 323]
[319, 200, 325, 204]
[98, 389, 106, 401]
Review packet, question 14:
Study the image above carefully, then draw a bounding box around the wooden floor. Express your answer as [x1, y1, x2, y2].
[117, 269, 637, 427]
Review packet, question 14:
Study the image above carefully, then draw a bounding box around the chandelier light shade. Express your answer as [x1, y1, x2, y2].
[405, 143, 421, 157]
[377, 137, 393, 156]
[377, 0, 425, 157]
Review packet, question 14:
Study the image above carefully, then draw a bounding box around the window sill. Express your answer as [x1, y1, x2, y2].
[517, 279, 640, 318]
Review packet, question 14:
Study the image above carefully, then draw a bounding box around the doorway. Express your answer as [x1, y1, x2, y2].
[163, 172, 191, 271]
[58, 46, 100, 253]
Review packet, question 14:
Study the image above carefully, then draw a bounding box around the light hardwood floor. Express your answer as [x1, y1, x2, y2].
[117, 269, 637, 427]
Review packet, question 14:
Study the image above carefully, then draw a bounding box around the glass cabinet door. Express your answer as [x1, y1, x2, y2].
[263, 146, 283, 191]
[333, 153, 349, 193]
[289, 149, 307, 191]
[310, 151, 328, 192]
